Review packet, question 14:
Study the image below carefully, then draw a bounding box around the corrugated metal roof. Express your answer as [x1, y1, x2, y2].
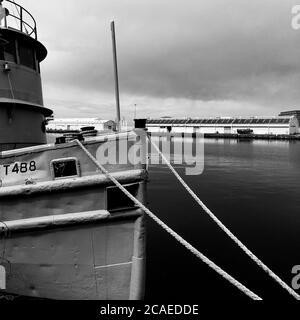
[147, 117, 292, 125]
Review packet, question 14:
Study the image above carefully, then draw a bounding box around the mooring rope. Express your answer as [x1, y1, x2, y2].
[149, 136, 300, 300]
[75, 139, 262, 300]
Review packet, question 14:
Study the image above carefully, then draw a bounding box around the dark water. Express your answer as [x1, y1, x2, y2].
[145, 139, 300, 300]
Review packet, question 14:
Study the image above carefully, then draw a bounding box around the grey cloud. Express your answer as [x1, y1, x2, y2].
[21, 0, 300, 115]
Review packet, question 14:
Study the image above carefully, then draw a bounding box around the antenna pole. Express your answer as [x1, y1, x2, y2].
[111, 21, 121, 131]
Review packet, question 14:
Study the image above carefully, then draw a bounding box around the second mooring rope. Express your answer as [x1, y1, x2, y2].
[149, 136, 300, 300]
[75, 139, 262, 300]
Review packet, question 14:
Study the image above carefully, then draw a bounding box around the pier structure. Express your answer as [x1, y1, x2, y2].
[147, 115, 299, 136]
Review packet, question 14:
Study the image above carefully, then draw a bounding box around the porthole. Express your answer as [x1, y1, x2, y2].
[50, 157, 80, 179]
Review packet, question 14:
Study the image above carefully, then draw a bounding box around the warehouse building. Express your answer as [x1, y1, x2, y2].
[147, 116, 299, 135]
[47, 118, 116, 132]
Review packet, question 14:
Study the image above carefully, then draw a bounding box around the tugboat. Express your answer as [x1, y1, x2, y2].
[0, 0, 147, 300]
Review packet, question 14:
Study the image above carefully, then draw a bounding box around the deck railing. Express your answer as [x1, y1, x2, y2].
[1, 0, 37, 39]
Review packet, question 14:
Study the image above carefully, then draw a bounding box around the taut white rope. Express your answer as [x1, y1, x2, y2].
[75, 139, 262, 300]
[149, 136, 300, 300]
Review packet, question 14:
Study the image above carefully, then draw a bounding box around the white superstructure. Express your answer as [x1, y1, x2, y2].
[47, 118, 116, 131]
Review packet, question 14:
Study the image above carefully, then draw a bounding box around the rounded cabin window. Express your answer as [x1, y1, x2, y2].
[0, 38, 39, 71]
[19, 41, 36, 70]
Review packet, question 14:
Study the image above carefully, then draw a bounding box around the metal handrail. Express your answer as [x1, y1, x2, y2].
[2, 0, 37, 39]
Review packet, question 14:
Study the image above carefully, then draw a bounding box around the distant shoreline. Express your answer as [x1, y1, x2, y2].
[148, 132, 300, 141]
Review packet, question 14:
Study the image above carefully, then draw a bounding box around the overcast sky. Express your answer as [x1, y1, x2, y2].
[13, 0, 300, 120]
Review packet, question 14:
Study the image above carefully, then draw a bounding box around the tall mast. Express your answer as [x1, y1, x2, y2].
[110, 21, 121, 131]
